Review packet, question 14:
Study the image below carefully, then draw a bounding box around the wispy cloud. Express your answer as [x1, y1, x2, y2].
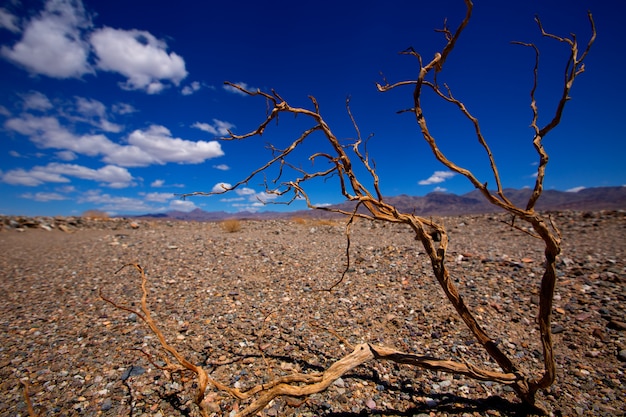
[566, 186, 585, 193]
[21, 191, 68, 202]
[142, 192, 175, 202]
[20, 91, 53, 111]
[418, 170, 455, 185]
[181, 81, 202, 95]
[1, 162, 134, 188]
[192, 119, 235, 136]
[0, 8, 20, 33]
[223, 81, 257, 96]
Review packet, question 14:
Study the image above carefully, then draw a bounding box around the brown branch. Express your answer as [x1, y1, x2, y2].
[21, 380, 40, 417]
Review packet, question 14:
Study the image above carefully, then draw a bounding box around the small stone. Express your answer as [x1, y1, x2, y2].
[552, 324, 565, 334]
[365, 398, 376, 409]
[617, 350, 626, 362]
[333, 377, 345, 388]
[101, 398, 112, 411]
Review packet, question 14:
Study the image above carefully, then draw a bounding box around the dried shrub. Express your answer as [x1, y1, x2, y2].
[220, 218, 242, 233]
[290, 216, 308, 225]
[102, 3, 596, 416]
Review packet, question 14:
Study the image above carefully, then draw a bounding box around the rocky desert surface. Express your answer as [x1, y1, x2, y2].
[0, 211, 624, 416]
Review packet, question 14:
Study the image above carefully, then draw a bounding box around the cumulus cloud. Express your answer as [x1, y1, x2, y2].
[142, 191, 175, 202]
[192, 119, 235, 136]
[4, 115, 225, 167]
[169, 199, 197, 212]
[418, 170, 456, 185]
[123, 125, 224, 165]
[211, 182, 232, 193]
[213, 164, 230, 171]
[1, 0, 93, 78]
[1, 162, 134, 188]
[91, 27, 187, 93]
[5, 114, 118, 157]
[20, 191, 68, 202]
[223, 81, 257, 96]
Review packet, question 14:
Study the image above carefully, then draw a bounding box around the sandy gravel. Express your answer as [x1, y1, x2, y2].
[0, 211, 624, 416]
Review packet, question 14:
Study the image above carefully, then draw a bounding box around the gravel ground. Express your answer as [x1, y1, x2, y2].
[0, 211, 624, 417]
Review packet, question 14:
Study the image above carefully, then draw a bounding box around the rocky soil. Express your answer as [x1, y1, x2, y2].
[0, 211, 624, 416]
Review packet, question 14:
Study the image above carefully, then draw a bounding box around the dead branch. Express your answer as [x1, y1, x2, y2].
[104, 2, 596, 415]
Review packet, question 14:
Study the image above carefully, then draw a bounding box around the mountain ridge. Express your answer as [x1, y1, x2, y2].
[133, 186, 626, 220]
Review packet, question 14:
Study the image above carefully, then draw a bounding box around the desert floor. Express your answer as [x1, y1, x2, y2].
[0, 211, 624, 416]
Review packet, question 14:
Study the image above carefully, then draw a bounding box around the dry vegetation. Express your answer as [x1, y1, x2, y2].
[97, 2, 597, 416]
[220, 219, 243, 233]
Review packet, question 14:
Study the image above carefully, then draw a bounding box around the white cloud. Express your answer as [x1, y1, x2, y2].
[111, 102, 137, 115]
[73, 96, 123, 133]
[55, 185, 75, 193]
[0, 105, 11, 117]
[21, 91, 53, 111]
[21, 191, 68, 202]
[1, 0, 93, 78]
[2, 166, 69, 186]
[223, 81, 257, 96]
[5, 115, 225, 167]
[169, 199, 196, 212]
[0, 8, 20, 33]
[213, 164, 230, 171]
[1, 162, 134, 188]
[418, 170, 455, 185]
[55, 150, 77, 161]
[5, 114, 119, 157]
[212, 182, 232, 193]
[192, 119, 235, 136]
[566, 186, 585, 193]
[123, 125, 224, 165]
[78, 190, 154, 213]
[143, 192, 174, 202]
[433, 186, 447, 192]
[90, 27, 187, 93]
[151, 179, 165, 187]
[181, 81, 201, 95]
[235, 187, 256, 196]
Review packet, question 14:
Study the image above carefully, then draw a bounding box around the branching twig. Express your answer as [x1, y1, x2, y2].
[103, 2, 596, 415]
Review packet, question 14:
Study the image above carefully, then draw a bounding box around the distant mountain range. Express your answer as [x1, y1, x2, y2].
[134, 186, 626, 221]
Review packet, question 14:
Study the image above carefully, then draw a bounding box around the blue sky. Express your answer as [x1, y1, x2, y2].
[0, 0, 623, 216]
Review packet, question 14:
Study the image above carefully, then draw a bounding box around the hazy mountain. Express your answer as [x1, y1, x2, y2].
[134, 186, 625, 220]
